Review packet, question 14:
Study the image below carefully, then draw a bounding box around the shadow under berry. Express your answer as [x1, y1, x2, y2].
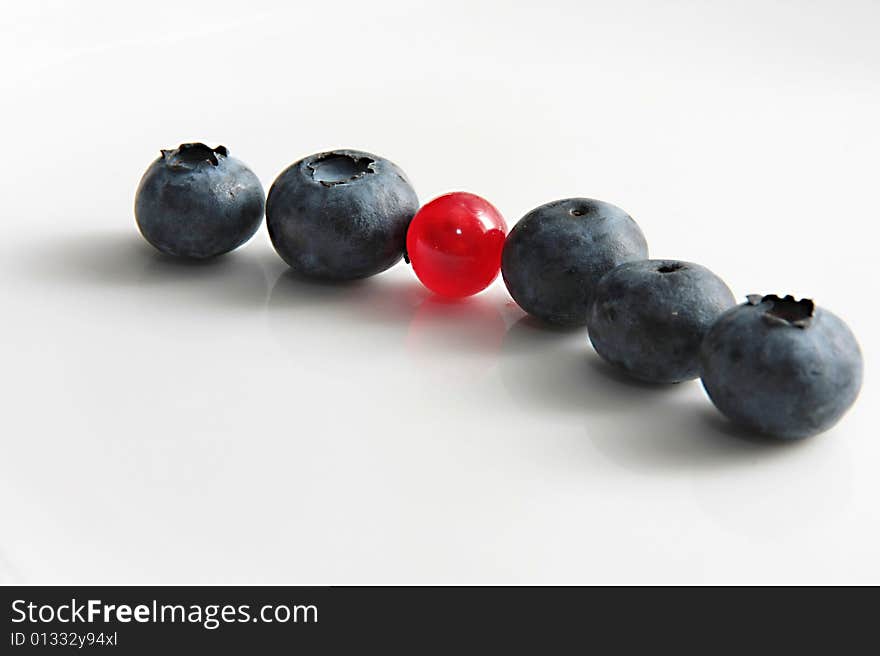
[499, 315, 796, 472]
[20, 230, 271, 311]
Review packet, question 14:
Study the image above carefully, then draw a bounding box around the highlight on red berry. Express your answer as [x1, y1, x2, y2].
[405, 192, 507, 298]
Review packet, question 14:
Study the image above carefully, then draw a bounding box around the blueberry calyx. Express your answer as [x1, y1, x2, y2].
[657, 262, 686, 274]
[160, 143, 228, 169]
[307, 151, 376, 187]
[749, 294, 815, 328]
[568, 202, 594, 217]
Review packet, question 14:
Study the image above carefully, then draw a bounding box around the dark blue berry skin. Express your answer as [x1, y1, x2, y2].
[501, 198, 648, 326]
[135, 143, 265, 258]
[701, 295, 863, 439]
[266, 149, 419, 280]
[587, 260, 735, 383]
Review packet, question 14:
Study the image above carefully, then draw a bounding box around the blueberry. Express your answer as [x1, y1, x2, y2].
[266, 150, 419, 280]
[135, 143, 265, 258]
[587, 260, 735, 383]
[501, 198, 648, 326]
[700, 295, 862, 439]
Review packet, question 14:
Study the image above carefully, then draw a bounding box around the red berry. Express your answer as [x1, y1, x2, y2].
[406, 192, 507, 298]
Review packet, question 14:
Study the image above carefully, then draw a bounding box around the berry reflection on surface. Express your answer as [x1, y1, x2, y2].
[405, 292, 509, 381]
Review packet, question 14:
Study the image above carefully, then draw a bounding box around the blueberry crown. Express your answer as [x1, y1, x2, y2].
[748, 294, 815, 328]
[161, 143, 228, 169]
[307, 152, 376, 187]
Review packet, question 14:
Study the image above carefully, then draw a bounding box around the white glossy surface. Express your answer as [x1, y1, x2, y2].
[1, 0, 877, 584]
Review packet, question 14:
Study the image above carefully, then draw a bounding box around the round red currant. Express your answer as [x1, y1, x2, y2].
[406, 192, 507, 298]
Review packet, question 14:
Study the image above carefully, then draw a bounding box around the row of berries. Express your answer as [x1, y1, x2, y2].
[135, 144, 863, 440]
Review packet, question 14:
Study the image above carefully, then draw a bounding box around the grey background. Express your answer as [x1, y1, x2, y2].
[1, 0, 877, 583]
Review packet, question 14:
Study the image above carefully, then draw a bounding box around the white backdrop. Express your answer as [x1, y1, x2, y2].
[1, 0, 877, 583]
